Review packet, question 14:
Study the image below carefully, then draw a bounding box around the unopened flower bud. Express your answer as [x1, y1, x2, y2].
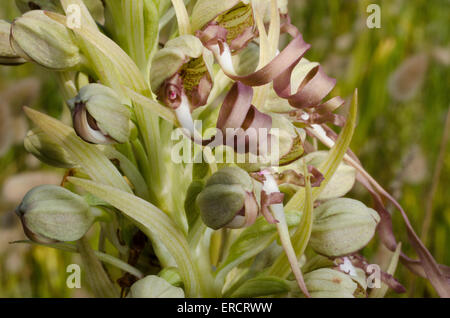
[310, 198, 380, 257]
[0, 20, 26, 65]
[278, 151, 355, 200]
[24, 128, 75, 168]
[271, 114, 304, 166]
[16, 185, 100, 243]
[196, 166, 258, 230]
[303, 268, 358, 298]
[10, 10, 81, 70]
[68, 84, 131, 144]
[127, 275, 184, 298]
[302, 151, 355, 200]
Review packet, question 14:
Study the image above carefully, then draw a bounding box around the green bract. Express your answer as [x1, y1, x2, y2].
[24, 128, 75, 168]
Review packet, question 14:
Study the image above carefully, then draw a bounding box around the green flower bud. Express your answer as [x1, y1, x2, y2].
[10, 10, 82, 70]
[196, 166, 258, 230]
[24, 128, 75, 168]
[15, 0, 64, 13]
[197, 184, 246, 230]
[303, 268, 358, 298]
[68, 84, 131, 144]
[278, 151, 356, 201]
[16, 185, 99, 243]
[271, 114, 304, 166]
[205, 166, 253, 191]
[306, 151, 356, 200]
[0, 20, 26, 65]
[127, 275, 184, 298]
[310, 198, 380, 257]
[235, 114, 305, 173]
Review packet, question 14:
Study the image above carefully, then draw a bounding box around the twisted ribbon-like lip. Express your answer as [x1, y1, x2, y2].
[196, 82, 272, 155]
[199, 21, 345, 125]
[187, 20, 347, 155]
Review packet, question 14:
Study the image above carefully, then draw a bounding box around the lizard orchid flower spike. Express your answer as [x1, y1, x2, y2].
[3, 0, 449, 299]
[68, 84, 131, 145]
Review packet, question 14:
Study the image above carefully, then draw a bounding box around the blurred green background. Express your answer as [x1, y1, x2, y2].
[0, 0, 448, 297]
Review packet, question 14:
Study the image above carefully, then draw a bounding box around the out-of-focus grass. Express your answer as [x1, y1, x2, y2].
[290, 0, 450, 297]
[0, 0, 79, 298]
[0, 0, 448, 297]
